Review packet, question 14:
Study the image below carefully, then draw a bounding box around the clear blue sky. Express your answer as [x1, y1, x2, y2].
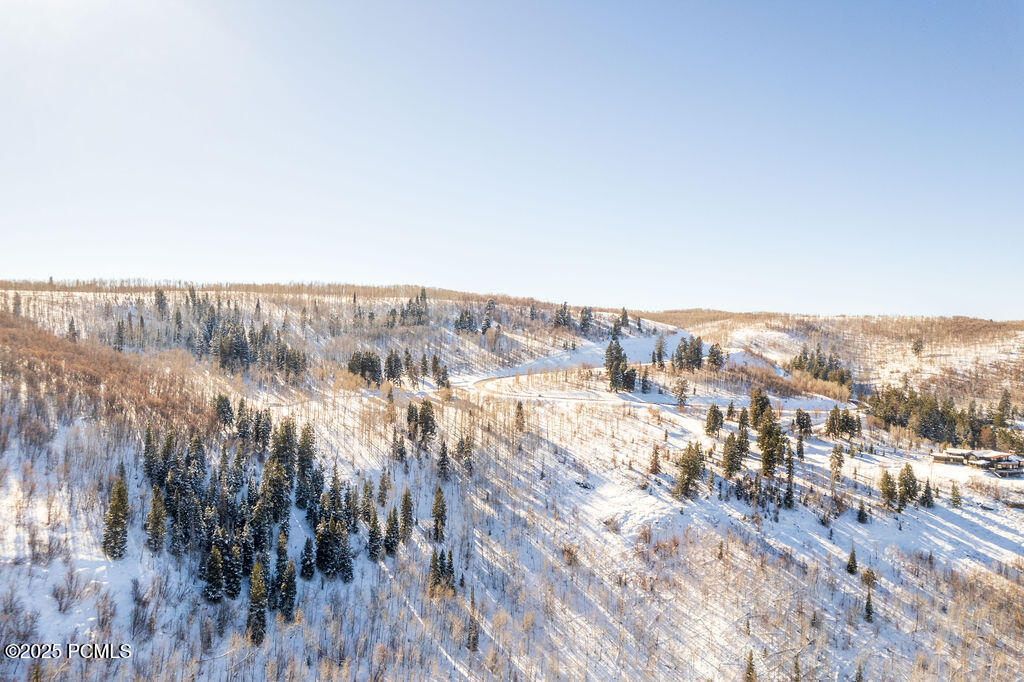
[2, 2, 1022, 317]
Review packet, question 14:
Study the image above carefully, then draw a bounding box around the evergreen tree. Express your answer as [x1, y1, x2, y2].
[418, 399, 437, 446]
[279, 560, 297, 622]
[704, 404, 724, 438]
[338, 527, 353, 583]
[366, 507, 382, 561]
[400, 487, 414, 542]
[444, 548, 454, 589]
[361, 479, 375, 523]
[300, 538, 316, 580]
[784, 445, 795, 509]
[857, 500, 868, 523]
[738, 424, 750, 456]
[467, 587, 480, 651]
[744, 650, 756, 681]
[706, 343, 725, 370]
[794, 409, 812, 437]
[672, 379, 689, 410]
[950, 481, 962, 508]
[428, 548, 441, 591]
[648, 446, 661, 475]
[376, 469, 390, 506]
[672, 442, 705, 499]
[431, 486, 447, 542]
[723, 433, 742, 479]
[66, 317, 79, 342]
[514, 401, 526, 432]
[268, 531, 288, 611]
[864, 589, 874, 622]
[145, 486, 166, 553]
[391, 430, 407, 462]
[224, 545, 243, 599]
[993, 389, 1011, 428]
[684, 336, 703, 370]
[897, 464, 919, 509]
[438, 441, 451, 481]
[102, 476, 129, 559]
[168, 516, 186, 559]
[247, 562, 267, 645]
[855, 662, 864, 682]
[880, 470, 898, 509]
[383, 506, 400, 556]
[316, 518, 341, 578]
[847, 546, 858, 574]
[113, 320, 126, 352]
[919, 479, 934, 508]
[204, 545, 224, 603]
[143, 426, 159, 485]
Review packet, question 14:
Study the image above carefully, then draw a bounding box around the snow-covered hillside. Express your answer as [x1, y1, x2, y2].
[1, 287, 1022, 681]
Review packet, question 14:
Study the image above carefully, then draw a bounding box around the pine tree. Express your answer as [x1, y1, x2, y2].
[847, 546, 858, 574]
[438, 441, 450, 481]
[784, 444, 795, 509]
[316, 518, 340, 578]
[361, 479, 375, 524]
[102, 476, 129, 559]
[897, 464, 919, 509]
[723, 433, 741, 479]
[857, 500, 868, 523]
[383, 506, 400, 556]
[793, 655, 801, 682]
[224, 545, 243, 599]
[864, 589, 873, 622]
[376, 469, 390, 506]
[431, 486, 447, 542]
[338, 527, 353, 583]
[204, 546, 224, 603]
[706, 343, 725, 370]
[854, 662, 864, 682]
[269, 531, 287, 611]
[919, 479, 934, 508]
[143, 426, 159, 484]
[444, 548, 455, 589]
[145, 486, 166, 553]
[300, 538, 316, 580]
[648, 446, 661, 475]
[704, 404, 724, 438]
[400, 487, 414, 542]
[366, 507, 382, 561]
[113, 320, 126, 352]
[950, 481, 962, 508]
[428, 548, 441, 591]
[279, 560, 297, 622]
[467, 586, 480, 651]
[744, 650, 756, 681]
[247, 562, 267, 645]
[880, 470, 898, 509]
[168, 516, 186, 559]
[514, 401, 525, 432]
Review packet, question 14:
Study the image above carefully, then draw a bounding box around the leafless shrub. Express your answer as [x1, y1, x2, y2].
[0, 587, 39, 643]
[130, 578, 155, 638]
[561, 544, 579, 568]
[51, 566, 84, 613]
[95, 589, 116, 634]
